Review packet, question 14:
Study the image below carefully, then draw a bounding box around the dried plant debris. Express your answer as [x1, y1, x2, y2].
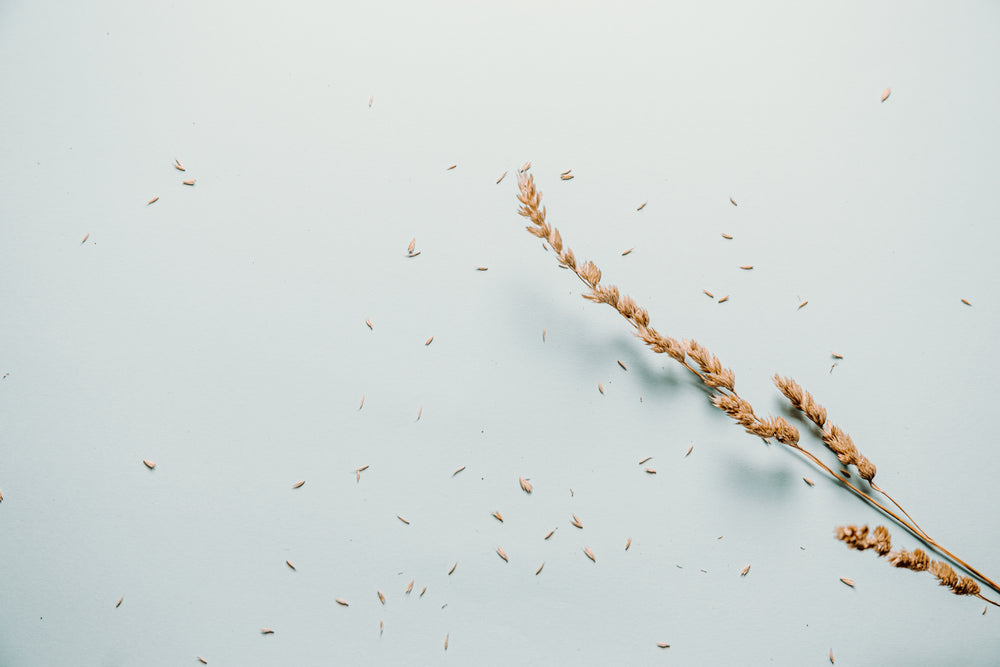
[880, 87, 891, 102]
[496, 171, 508, 184]
[840, 577, 855, 588]
[961, 298, 972, 306]
[448, 562, 457, 575]
[583, 547, 596, 562]
[514, 169, 1000, 604]
[142, 459, 156, 470]
[147, 196, 158, 205]
[519, 477, 532, 493]
[496, 546, 509, 562]
[336, 598, 349, 607]
[116, 597, 123, 608]
[740, 265, 754, 270]
[544, 529, 555, 540]
[535, 562, 544, 575]
[636, 201, 647, 211]
[492, 511, 504, 523]
[286, 560, 296, 571]
[730, 197, 738, 206]
[657, 643, 670, 649]
[803, 477, 815, 487]
[740, 564, 751, 577]
[453, 465, 466, 476]
[261, 628, 275, 634]
[293, 480, 305, 489]
[625, 537, 632, 551]
[621, 248, 634, 256]
[397, 515, 410, 525]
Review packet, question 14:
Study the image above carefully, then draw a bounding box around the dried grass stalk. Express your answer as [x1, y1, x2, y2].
[515, 172, 1000, 602]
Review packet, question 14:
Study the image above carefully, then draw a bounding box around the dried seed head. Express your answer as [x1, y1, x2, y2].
[684, 445, 694, 457]
[657, 643, 670, 649]
[638, 456, 652, 465]
[292, 480, 305, 489]
[420, 585, 427, 596]
[803, 477, 815, 487]
[365, 318, 373, 330]
[560, 174, 574, 180]
[798, 300, 808, 309]
[571, 514, 583, 529]
[405, 580, 414, 594]
[444, 634, 449, 650]
[446, 164, 456, 170]
[645, 468, 656, 474]
[198, 658, 207, 665]
[718, 295, 729, 303]
[961, 298, 972, 306]
[598, 382, 604, 394]
[583, 547, 596, 562]
[740, 265, 753, 270]
[408, 238, 416, 253]
[730, 197, 737, 206]
[476, 266, 488, 271]
[703, 289, 715, 298]
[618, 360, 627, 371]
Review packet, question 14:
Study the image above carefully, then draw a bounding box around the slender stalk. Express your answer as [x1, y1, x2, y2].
[516, 171, 1000, 601]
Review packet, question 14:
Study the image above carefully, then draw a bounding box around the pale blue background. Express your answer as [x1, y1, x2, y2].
[1, 1, 998, 664]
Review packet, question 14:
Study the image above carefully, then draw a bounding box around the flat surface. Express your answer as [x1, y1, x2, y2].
[1, 1, 999, 665]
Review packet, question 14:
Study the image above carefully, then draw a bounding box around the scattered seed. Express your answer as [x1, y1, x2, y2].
[420, 585, 427, 596]
[407, 251, 421, 258]
[831, 353, 844, 359]
[0, 489, 3, 502]
[721, 233, 733, 239]
[684, 445, 694, 457]
[571, 514, 583, 529]
[544, 529, 555, 540]
[983, 606, 987, 615]
[730, 197, 737, 206]
[803, 477, 815, 487]
[408, 238, 416, 254]
[497, 546, 509, 562]
[583, 547, 596, 562]
[444, 634, 449, 650]
[840, 469, 851, 479]
[446, 164, 456, 170]
[637, 201, 647, 211]
[961, 298, 972, 306]
[740, 265, 753, 270]
[174, 160, 185, 171]
[81, 233, 90, 244]
[397, 515, 410, 525]
[621, 247, 634, 256]
[377, 590, 386, 604]
[520, 162, 531, 172]
[638, 456, 652, 465]
[718, 295, 729, 303]
[285, 559, 295, 571]
[561, 169, 572, 176]
[365, 318, 373, 330]
[380, 619, 384, 635]
[448, 562, 457, 575]
[416, 405, 422, 421]
[356, 470, 360, 483]
[492, 511, 504, 523]
[830, 648, 835, 664]
[476, 266, 488, 271]
[182, 179, 195, 186]
[147, 196, 159, 205]
[453, 465, 466, 476]
[369, 94, 373, 107]
[519, 477, 532, 494]
[358, 394, 365, 410]
[142, 459, 156, 470]
[261, 628, 275, 634]
[496, 171, 508, 184]
[560, 174, 574, 180]
[840, 577, 855, 588]
[116, 597, 123, 608]
[198, 658, 207, 665]
[625, 537, 632, 551]
[798, 300, 808, 309]
[336, 599, 349, 607]
[406, 580, 414, 594]
[741, 564, 751, 576]
[535, 562, 544, 575]
[356, 464, 369, 473]
[617, 360, 627, 371]
[569, 488, 574, 497]
[645, 468, 657, 474]
[542, 329, 546, 342]
[880, 87, 891, 102]
[598, 382, 604, 394]
[425, 336, 434, 347]
[657, 642, 670, 649]
[703, 290, 715, 298]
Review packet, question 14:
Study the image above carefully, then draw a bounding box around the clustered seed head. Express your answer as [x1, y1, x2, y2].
[773, 375, 827, 427]
[840, 525, 982, 598]
[889, 548, 931, 572]
[822, 425, 877, 482]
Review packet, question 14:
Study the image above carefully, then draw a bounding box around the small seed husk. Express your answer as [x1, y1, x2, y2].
[336, 598, 349, 607]
[496, 171, 507, 184]
[741, 563, 751, 576]
[840, 577, 855, 588]
[142, 459, 156, 469]
[496, 546, 508, 562]
[397, 515, 410, 525]
[583, 547, 596, 562]
[519, 477, 532, 493]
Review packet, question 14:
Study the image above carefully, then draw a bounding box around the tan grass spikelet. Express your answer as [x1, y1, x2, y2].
[408, 238, 416, 254]
[182, 179, 195, 186]
[453, 465, 466, 476]
[261, 627, 275, 634]
[740, 265, 753, 270]
[636, 201, 647, 211]
[406, 580, 414, 594]
[621, 247, 634, 256]
[544, 529, 555, 540]
[492, 511, 504, 523]
[377, 590, 386, 604]
[81, 233, 90, 244]
[730, 197, 737, 206]
[496, 171, 508, 184]
[336, 598, 349, 607]
[514, 171, 1000, 602]
[116, 596, 123, 608]
[142, 459, 156, 469]
[448, 562, 457, 575]
[496, 546, 509, 562]
[519, 477, 532, 493]
[721, 233, 733, 239]
[536, 562, 544, 575]
[147, 196, 158, 205]
[740, 564, 751, 576]
[286, 560, 296, 571]
[880, 87, 891, 102]
[583, 547, 596, 562]
[397, 515, 410, 525]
